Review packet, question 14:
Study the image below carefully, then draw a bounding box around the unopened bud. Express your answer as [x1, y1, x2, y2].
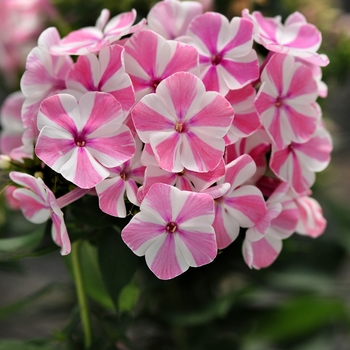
[0, 155, 11, 169]
[34, 171, 44, 180]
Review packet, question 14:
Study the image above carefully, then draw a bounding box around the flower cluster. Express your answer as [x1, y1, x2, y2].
[0, 0, 332, 280]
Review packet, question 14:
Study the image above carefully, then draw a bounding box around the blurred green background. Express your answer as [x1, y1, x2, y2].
[0, 0, 350, 349]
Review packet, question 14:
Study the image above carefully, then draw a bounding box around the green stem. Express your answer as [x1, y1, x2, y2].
[72, 241, 92, 348]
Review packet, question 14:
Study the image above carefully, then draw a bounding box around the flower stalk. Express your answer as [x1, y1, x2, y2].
[71, 240, 92, 348]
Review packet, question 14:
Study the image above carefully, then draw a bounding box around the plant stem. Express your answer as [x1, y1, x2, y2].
[72, 241, 92, 348]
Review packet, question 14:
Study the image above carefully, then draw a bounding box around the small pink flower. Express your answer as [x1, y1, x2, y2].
[20, 27, 73, 135]
[211, 154, 267, 249]
[122, 183, 217, 280]
[36, 92, 136, 189]
[255, 53, 320, 150]
[65, 44, 135, 113]
[124, 29, 199, 101]
[131, 71, 234, 173]
[242, 10, 329, 66]
[50, 9, 145, 55]
[178, 12, 259, 95]
[9, 171, 70, 255]
[96, 137, 145, 217]
[270, 124, 332, 194]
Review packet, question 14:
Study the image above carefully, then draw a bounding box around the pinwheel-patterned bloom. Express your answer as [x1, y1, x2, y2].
[65, 44, 135, 113]
[122, 183, 217, 280]
[242, 10, 329, 66]
[255, 53, 320, 150]
[124, 29, 199, 101]
[270, 124, 332, 194]
[147, 0, 203, 39]
[35, 92, 136, 189]
[132, 71, 234, 173]
[96, 137, 145, 217]
[9, 171, 70, 255]
[178, 12, 259, 95]
[50, 9, 145, 56]
[243, 181, 299, 269]
[211, 154, 267, 249]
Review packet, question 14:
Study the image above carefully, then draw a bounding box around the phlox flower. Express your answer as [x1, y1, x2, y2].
[210, 154, 267, 249]
[20, 27, 73, 134]
[122, 183, 217, 280]
[147, 0, 203, 40]
[242, 10, 329, 66]
[270, 124, 333, 194]
[50, 9, 145, 56]
[178, 12, 259, 95]
[224, 84, 261, 144]
[255, 53, 320, 150]
[9, 171, 70, 255]
[131, 71, 234, 173]
[124, 29, 199, 101]
[224, 128, 271, 184]
[95, 137, 145, 218]
[35, 92, 136, 189]
[242, 181, 299, 269]
[65, 44, 135, 113]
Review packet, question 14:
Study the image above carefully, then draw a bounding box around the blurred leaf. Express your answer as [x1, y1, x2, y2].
[65, 241, 115, 310]
[97, 227, 139, 312]
[0, 283, 60, 321]
[165, 290, 239, 326]
[253, 295, 348, 342]
[0, 228, 44, 261]
[118, 279, 139, 312]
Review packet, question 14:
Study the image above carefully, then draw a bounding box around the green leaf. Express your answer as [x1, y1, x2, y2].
[97, 227, 139, 312]
[65, 241, 115, 310]
[0, 228, 45, 261]
[253, 295, 348, 342]
[118, 280, 139, 312]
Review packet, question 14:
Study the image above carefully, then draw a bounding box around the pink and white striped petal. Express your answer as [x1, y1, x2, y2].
[50, 9, 145, 55]
[122, 183, 217, 280]
[147, 0, 203, 40]
[294, 195, 326, 238]
[224, 84, 261, 144]
[242, 234, 282, 269]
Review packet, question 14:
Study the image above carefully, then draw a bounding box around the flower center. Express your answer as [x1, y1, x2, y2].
[211, 54, 222, 66]
[151, 78, 162, 91]
[275, 97, 283, 107]
[166, 221, 177, 233]
[120, 173, 127, 181]
[175, 122, 184, 133]
[75, 134, 86, 147]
